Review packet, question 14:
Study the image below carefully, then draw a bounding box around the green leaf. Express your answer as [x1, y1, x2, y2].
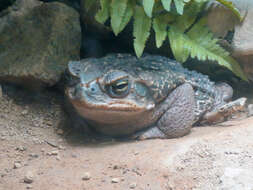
[215, 0, 243, 21]
[161, 0, 172, 12]
[95, 0, 110, 24]
[161, 0, 192, 15]
[153, 15, 168, 48]
[133, 6, 152, 57]
[117, 0, 135, 34]
[172, 1, 205, 32]
[110, 0, 128, 35]
[168, 26, 190, 62]
[143, 0, 155, 17]
[174, 0, 185, 15]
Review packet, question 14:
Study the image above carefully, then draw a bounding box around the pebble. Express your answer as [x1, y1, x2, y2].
[58, 145, 65, 150]
[51, 150, 59, 155]
[82, 172, 91, 180]
[113, 165, 119, 170]
[134, 151, 139, 155]
[56, 129, 64, 135]
[14, 162, 22, 169]
[29, 153, 39, 158]
[111, 178, 120, 183]
[26, 184, 33, 189]
[247, 104, 253, 116]
[16, 146, 27, 152]
[129, 182, 137, 189]
[47, 150, 59, 156]
[0, 85, 2, 98]
[21, 110, 28, 115]
[24, 171, 34, 184]
[46, 140, 58, 148]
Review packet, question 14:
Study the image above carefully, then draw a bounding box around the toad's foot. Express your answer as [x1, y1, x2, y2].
[201, 97, 247, 124]
[131, 127, 167, 140]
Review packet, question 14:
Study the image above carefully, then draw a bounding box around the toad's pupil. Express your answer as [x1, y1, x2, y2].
[112, 82, 128, 92]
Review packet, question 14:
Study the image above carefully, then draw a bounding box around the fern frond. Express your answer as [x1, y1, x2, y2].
[153, 14, 169, 48]
[172, 1, 205, 32]
[117, 0, 135, 34]
[161, 0, 191, 15]
[161, 0, 172, 12]
[143, 0, 155, 17]
[174, 0, 189, 15]
[95, 0, 111, 24]
[133, 6, 152, 57]
[110, 0, 128, 35]
[168, 18, 247, 80]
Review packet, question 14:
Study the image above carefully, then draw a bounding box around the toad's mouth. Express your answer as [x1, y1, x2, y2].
[65, 88, 155, 113]
[70, 98, 154, 112]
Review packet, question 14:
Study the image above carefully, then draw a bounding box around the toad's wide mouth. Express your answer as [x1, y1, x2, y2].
[70, 98, 154, 112]
[65, 88, 155, 113]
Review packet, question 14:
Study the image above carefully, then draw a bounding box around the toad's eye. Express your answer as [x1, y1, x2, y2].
[107, 79, 130, 98]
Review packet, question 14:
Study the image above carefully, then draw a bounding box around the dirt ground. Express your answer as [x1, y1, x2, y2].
[1, 84, 253, 190]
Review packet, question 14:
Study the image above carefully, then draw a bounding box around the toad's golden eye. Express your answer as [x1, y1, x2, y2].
[107, 79, 130, 98]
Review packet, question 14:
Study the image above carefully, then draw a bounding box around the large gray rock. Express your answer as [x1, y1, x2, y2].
[207, 0, 253, 81]
[206, 0, 249, 38]
[0, 0, 81, 88]
[233, 9, 253, 55]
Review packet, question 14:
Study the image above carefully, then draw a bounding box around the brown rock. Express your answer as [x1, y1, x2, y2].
[0, 0, 81, 89]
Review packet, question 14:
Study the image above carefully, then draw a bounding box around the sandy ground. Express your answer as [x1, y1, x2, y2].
[0, 84, 253, 190]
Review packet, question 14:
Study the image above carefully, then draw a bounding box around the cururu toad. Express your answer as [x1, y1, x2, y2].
[65, 54, 246, 139]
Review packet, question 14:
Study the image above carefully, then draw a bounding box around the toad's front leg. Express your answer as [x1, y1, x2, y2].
[133, 83, 195, 140]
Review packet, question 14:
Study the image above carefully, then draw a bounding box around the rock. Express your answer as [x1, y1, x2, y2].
[28, 153, 39, 158]
[247, 104, 253, 116]
[0, 0, 81, 89]
[233, 9, 253, 55]
[21, 110, 28, 115]
[206, 0, 249, 38]
[113, 165, 119, 170]
[24, 171, 34, 184]
[232, 6, 253, 81]
[0, 85, 2, 98]
[56, 155, 61, 161]
[26, 184, 33, 189]
[111, 177, 120, 183]
[15, 146, 26, 151]
[82, 172, 91, 180]
[13, 162, 22, 169]
[51, 150, 59, 155]
[205, 0, 253, 82]
[56, 129, 64, 135]
[47, 150, 59, 156]
[129, 183, 137, 189]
